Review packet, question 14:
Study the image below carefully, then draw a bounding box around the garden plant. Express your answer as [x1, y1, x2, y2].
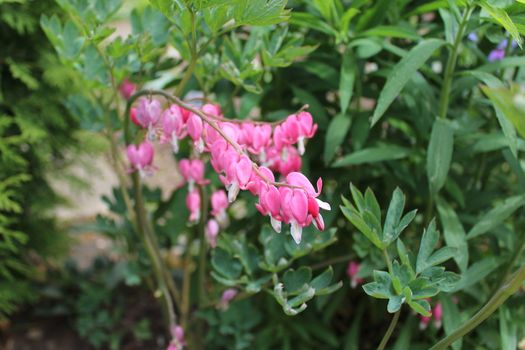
[2, 0, 525, 349]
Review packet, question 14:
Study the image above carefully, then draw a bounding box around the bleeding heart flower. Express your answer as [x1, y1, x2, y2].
[202, 103, 222, 117]
[161, 105, 186, 153]
[119, 78, 136, 100]
[211, 190, 229, 226]
[179, 159, 207, 191]
[346, 261, 364, 288]
[135, 98, 162, 140]
[126, 141, 155, 177]
[130, 107, 140, 126]
[205, 219, 219, 248]
[218, 288, 238, 310]
[186, 189, 201, 223]
[187, 113, 204, 153]
[167, 325, 185, 350]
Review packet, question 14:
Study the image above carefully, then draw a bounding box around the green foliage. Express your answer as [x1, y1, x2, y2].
[26, 0, 525, 348]
[0, 0, 78, 319]
[210, 226, 341, 316]
[342, 186, 458, 316]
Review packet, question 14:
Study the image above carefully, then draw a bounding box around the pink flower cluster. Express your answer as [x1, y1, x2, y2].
[126, 97, 330, 244]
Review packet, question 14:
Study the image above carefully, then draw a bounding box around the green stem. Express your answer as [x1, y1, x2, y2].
[429, 263, 525, 350]
[489, 229, 525, 297]
[382, 248, 393, 274]
[132, 173, 177, 330]
[175, 57, 197, 97]
[437, 5, 474, 119]
[197, 186, 209, 308]
[310, 253, 354, 270]
[377, 310, 401, 350]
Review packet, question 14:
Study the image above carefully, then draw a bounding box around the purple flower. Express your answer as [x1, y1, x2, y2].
[467, 32, 478, 42]
[488, 48, 506, 62]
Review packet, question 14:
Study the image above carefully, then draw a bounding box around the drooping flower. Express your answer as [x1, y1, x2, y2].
[130, 107, 140, 126]
[211, 190, 229, 226]
[346, 261, 364, 288]
[167, 325, 185, 350]
[179, 159, 207, 190]
[205, 219, 219, 248]
[187, 113, 204, 153]
[135, 98, 162, 140]
[202, 103, 222, 117]
[419, 301, 443, 330]
[161, 105, 186, 153]
[126, 141, 155, 177]
[186, 189, 201, 223]
[218, 288, 238, 310]
[119, 78, 136, 100]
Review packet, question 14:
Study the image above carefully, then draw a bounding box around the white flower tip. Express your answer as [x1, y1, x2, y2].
[316, 198, 331, 211]
[291, 222, 302, 244]
[270, 217, 282, 233]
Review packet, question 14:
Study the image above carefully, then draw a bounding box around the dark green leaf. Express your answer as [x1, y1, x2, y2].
[427, 118, 454, 195]
[371, 39, 445, 125]
[467, 195, 525, 239]
[333, 144, 412, 167]
[324, 114, 351, 164]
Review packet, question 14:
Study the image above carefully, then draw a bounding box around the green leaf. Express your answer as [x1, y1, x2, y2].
[466, 71, 517, 156]
[391, 260, 414, 294]
[349, 183, 365, 212]
[427, 118, 454, 195]
[397, 239, 413, 270]
[260, 226, 288, 269]
[324, 114, 351, 164]
[407, 297, 431, 317]
[436, 271, 461, 292]
[189, 0, 239, 10]
[343, 304, 364, 350]
[383, 188, 405, 245]
[314, 281, 343, 296]
[452, 257, 502, 291]
[290, 12, 339, 36]
[425, 247, 457, 269]
[286, 287, 315, 308]
[333, 144, 412, 167]
[339, 48, 355, 113]
[362, 270, 393, 299]
[364, 188, 381, 223]
[371, 39, 445, 125]
[387, 295, 404, 313]
[482, 85, 525, 139]
[480, 1, 523, 48]
[467, 195, 525, 239]
[341, 206, 383, 248]
[283, 267, 312, 294]
[499, 307, 518, 350]
[349, 38, 382, 58]
[440, 294, 463, 350]
[233, 0, 290, 26]
[62, 20, 85, 59]
[5, 59, 39, 90]
[310, 267, 334, 290]
[361, 25, 420, 40]
[436, 198, 468, 272]
[211, 248, 243, 280]
[416, 220, 439, 274]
